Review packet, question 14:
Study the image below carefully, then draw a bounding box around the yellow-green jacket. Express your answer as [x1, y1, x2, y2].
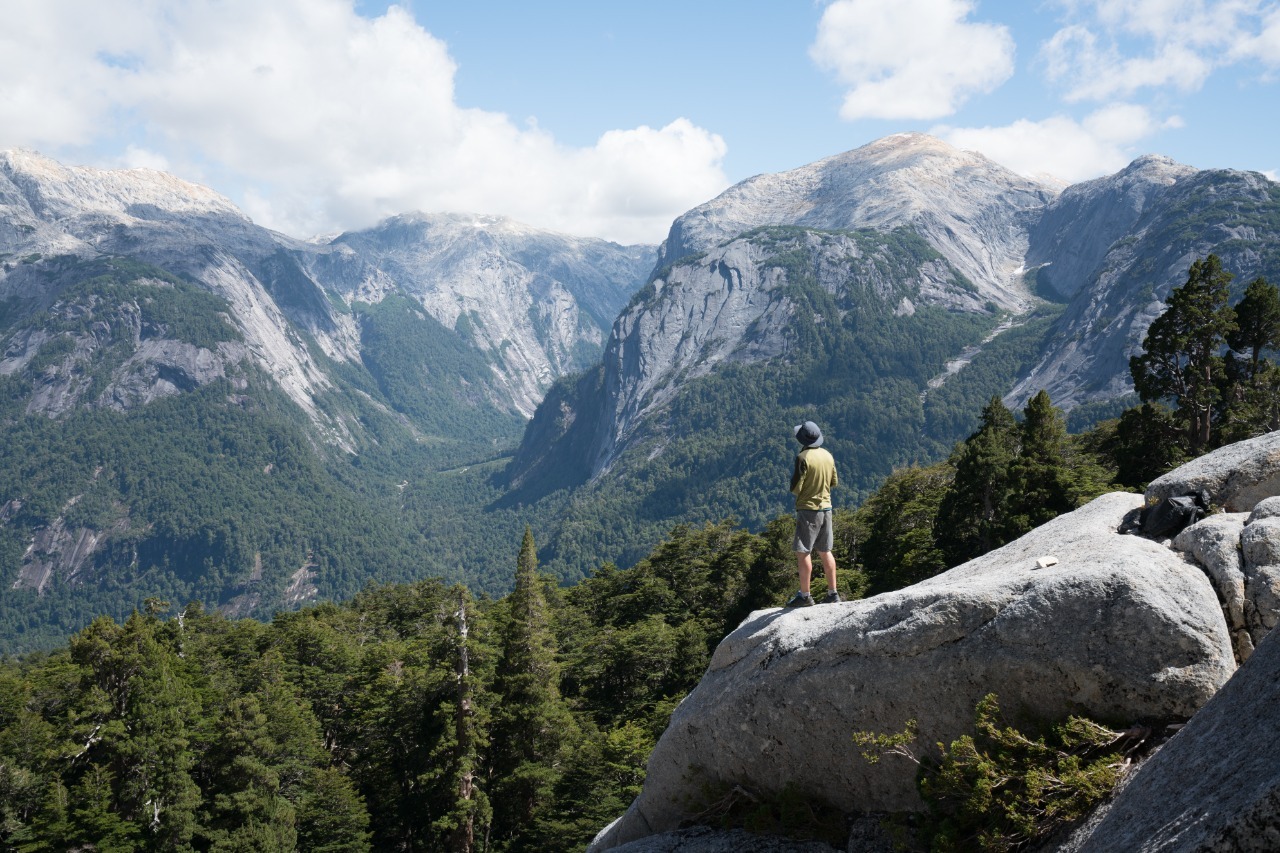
[790, 446, 838, 510]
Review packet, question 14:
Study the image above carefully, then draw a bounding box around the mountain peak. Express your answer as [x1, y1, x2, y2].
[0, 148, 243, 223]
[1115, 153, 1197, 184]
[659, 132, 1060, 311]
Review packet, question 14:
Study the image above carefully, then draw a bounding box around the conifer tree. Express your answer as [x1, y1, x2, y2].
[936, 397, 1020, 566]
[1130, 254, 1236, 451]
[68, 612, 202, 850]
[854, 462, 952, 592]
[488, 527, 575, 849]
[424, 585, 491, 853]
[1003, 391, 1076, 540]
[295, 768, 372, 853]
[1228, 276, 1280, 376]
[1222, 276, 1280, 438]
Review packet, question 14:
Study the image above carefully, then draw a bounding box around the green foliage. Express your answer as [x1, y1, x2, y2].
[852, 463, 951, 594]
[919, 695, 1123, 852]
[852, 718, 919, 764]
[488, 529, 575, 849]
[1118, 258, 1280, 468]
[935, 397, 1020, 566]
[1094, 402, 1189, 489]
[0, 515, 811, 852]
[1130, 254, 1236, 451]
[1221, 276, 1280, 440]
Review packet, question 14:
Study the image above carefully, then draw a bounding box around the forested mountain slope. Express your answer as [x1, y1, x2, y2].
[0, 150, 652, 649]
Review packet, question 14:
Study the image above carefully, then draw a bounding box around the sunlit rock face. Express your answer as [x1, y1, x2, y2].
[659, 132, 1060, 314]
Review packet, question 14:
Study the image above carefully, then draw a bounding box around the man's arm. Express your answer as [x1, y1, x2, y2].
[790, 455, 806, 494]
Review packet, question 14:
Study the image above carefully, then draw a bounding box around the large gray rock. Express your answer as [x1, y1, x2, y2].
[591, 493, 1236, 851]
[1173, 495, 1280, 658]
[1242, 501, 1280, 643]
[1146, 430, 1280, 513]
[1056, 620, 1280, 852]
[1175, 513, 1254, 660]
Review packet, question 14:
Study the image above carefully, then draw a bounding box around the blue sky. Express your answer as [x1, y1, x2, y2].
[2, 1, 1277, 244]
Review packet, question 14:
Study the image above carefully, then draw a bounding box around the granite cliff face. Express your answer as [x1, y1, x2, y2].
[309, 212, 654, 416]
[588, 229, 974, 476]
[0, 149, 336, 425]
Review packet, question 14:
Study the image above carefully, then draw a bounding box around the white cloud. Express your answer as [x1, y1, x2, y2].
[0, 0, 727, 244]
[810, 0, 1015, 120]
[1232, 3, 1280, 65]
[1041, 0, 1280, 100]
[934, 103, 1176, 182]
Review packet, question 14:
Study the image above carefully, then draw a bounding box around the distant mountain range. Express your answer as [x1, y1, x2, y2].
[1, 135, 1277, 649]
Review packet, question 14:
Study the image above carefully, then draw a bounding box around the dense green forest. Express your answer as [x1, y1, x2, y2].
[0, 519, 806, 852]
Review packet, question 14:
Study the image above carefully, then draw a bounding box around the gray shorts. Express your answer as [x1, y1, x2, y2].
[794, 509, 833, 554]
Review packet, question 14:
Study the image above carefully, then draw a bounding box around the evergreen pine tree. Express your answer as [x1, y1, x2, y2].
[68, 612, 203, 850]
[423, 585, 492, 853]
[853, 462, 952, 593]
[936, 397, 1020, 566]
[294, 768, 372, 853]
[488, 527, 575, 850]
[1003, 391, 1077, 540]
[1222, 276, 1280, 439]
[1130, 254, 1236, 451]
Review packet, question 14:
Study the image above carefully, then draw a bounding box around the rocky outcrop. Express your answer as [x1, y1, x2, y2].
[1148, 430, 1280, 513]
[1173, 494, 1280, 663]
[1243, 497, 1280, 644]
[1175, 513, 1255, 660]
[609, 827, 842, 853]
[591, 492, 1236, 851]
[1052, 619, 1280, 852]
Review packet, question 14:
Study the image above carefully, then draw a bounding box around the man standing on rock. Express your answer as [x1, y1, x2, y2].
[786, 421, 840, 607]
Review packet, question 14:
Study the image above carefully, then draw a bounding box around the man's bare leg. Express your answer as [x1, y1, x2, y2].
[819, 550, 837, 594]
[796, 551, 813, 595]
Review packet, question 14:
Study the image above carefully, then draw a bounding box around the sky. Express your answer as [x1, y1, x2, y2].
[2, 0, 1278, 245]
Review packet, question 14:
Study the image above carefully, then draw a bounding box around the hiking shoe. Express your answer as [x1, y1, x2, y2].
[785, 590, 814, 608]
[821, 590, 842, 604]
